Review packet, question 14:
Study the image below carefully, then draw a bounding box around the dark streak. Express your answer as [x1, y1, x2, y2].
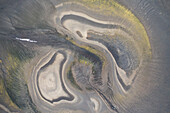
[93, 87, 119, 113]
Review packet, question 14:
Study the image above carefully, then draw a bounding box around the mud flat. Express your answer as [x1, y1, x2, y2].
[0, 0, 169, 113]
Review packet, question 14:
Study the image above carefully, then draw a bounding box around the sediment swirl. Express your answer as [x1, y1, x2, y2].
[1, 0, 169, 113]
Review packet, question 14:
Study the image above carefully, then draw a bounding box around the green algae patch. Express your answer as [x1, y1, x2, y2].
[67, 67, 82, 91]
[67, 57, 94, 91]
[0, 38, 40, 113]
[0, 76, 19, 111]
[66, 37, 107, 67]
[79, 56, 93, 65]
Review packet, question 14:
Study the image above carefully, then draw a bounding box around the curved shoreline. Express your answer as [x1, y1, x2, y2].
[54, 3, 139, 93]
[36, 52, 74, 103]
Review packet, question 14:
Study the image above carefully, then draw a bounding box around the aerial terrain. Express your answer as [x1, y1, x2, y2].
[0, 0, 170, 113]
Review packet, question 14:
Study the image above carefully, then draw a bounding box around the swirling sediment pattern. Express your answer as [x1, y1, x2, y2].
[0, 0, 170, 113]
[29, 1, 151, 112]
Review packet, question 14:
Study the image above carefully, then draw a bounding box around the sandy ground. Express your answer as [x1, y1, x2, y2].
[1, 0, 168, 113]
[38, 53, 69, 101]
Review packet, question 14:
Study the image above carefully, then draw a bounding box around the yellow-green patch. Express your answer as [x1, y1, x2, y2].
[73, 0, 151, 57]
